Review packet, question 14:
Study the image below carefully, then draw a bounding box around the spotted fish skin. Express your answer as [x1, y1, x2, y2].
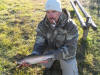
[17, 54, 54, 65]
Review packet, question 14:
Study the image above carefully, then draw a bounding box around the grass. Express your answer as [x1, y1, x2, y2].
[0, 0, 46, 74]
[0, 0, 100, 75]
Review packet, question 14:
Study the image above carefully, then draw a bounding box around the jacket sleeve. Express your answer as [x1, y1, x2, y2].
[58, 20, 78, 60]
[32, 22, 47, 55]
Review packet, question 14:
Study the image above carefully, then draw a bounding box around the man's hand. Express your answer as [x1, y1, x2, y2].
[44, 50, 63, 60]
[17, 61, 32, 68]
[54, 50, 63, 60]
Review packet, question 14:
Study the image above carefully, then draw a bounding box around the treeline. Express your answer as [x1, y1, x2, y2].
[81, 0, 100, 16]
[90, 0, 100, 16]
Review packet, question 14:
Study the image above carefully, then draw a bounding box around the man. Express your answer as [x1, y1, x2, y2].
[32, 0, 79, 75]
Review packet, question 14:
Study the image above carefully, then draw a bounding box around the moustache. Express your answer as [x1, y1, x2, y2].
[49, 18, 55, 20]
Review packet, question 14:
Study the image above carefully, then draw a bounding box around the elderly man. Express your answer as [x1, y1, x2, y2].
[32, 0, 79, 75]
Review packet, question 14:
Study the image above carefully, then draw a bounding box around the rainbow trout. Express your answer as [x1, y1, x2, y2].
[16, 54, 54, 65]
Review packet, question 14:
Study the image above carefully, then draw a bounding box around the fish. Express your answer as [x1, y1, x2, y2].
[16, 54, 54, 65]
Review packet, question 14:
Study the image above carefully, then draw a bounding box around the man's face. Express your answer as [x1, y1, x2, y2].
[46, 10, 61, 24]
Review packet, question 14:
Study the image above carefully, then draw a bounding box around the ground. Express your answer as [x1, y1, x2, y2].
[0, 0, 100, 75]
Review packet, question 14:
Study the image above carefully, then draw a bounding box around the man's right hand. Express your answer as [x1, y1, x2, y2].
[17, 61, 31, 68]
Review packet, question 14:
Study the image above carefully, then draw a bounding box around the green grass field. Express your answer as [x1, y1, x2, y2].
[0, 0, 100, 75]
